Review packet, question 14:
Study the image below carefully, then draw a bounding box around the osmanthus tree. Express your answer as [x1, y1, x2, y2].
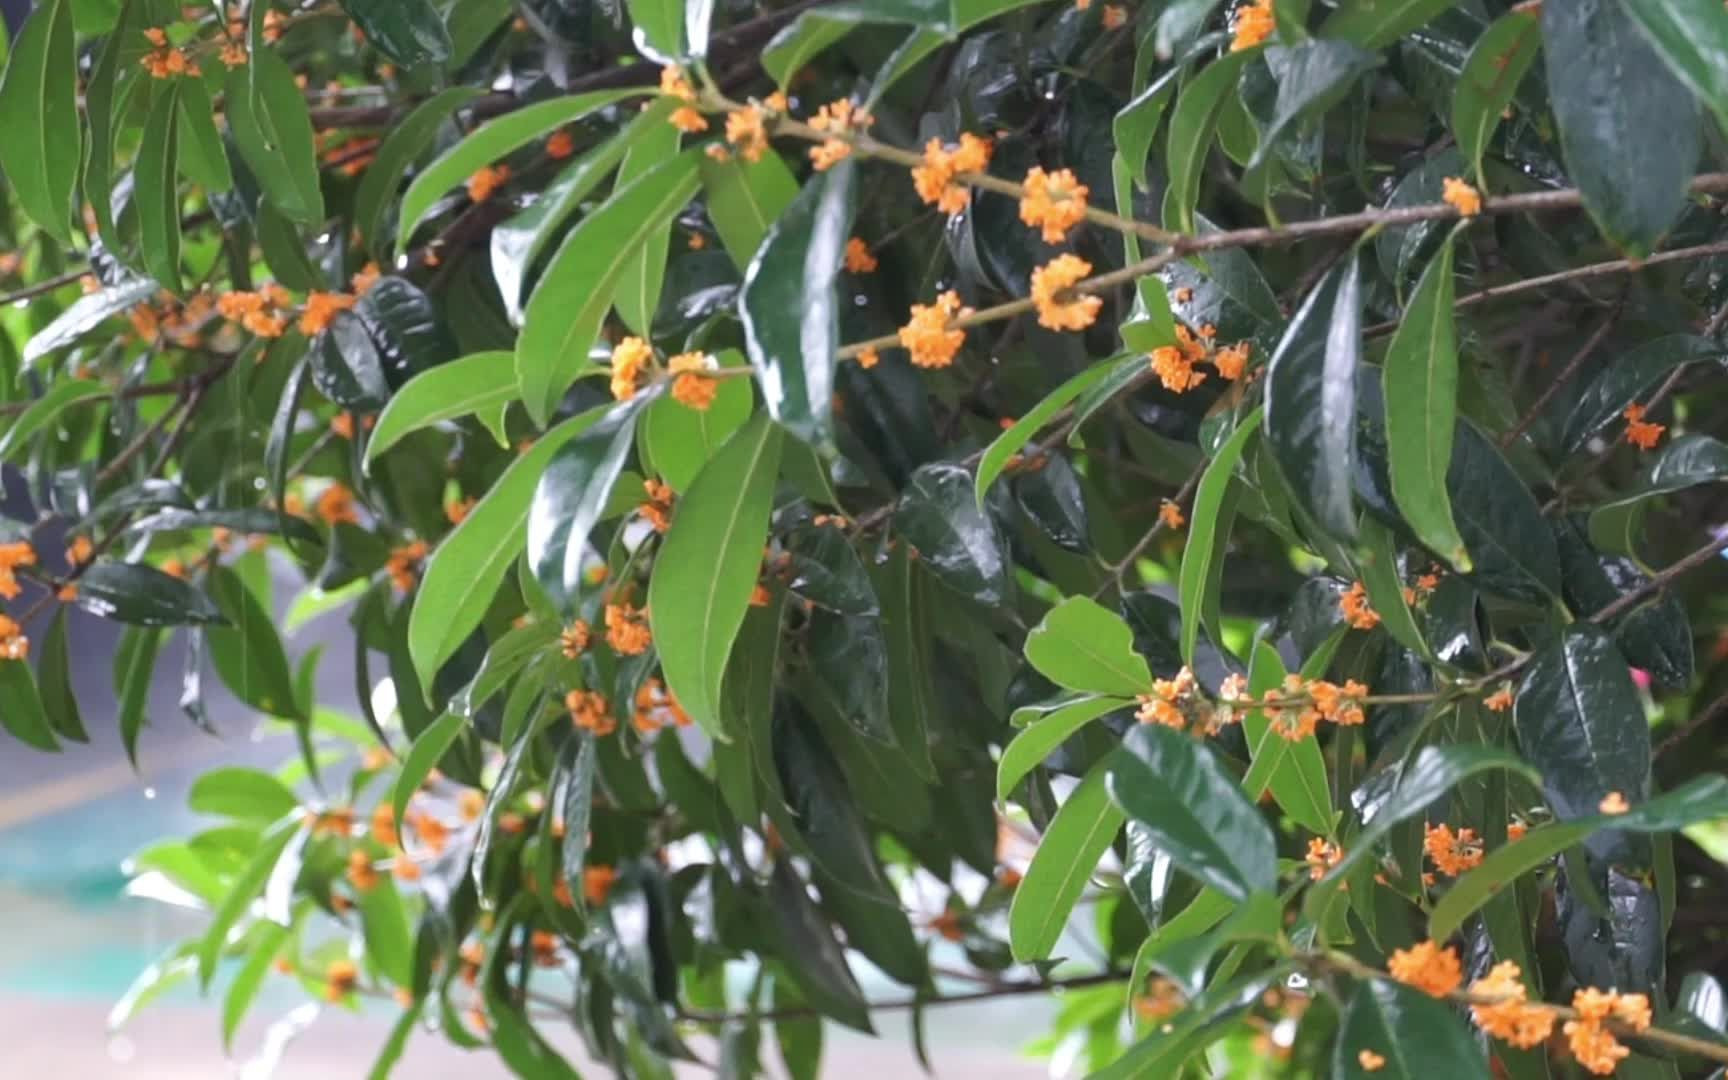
[12, 0, 1728, 1075]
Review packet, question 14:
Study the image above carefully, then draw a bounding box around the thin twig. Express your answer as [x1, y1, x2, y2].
[93, 395, 187, 488]
[1498, 300, 1623, 449]
[676, 970, 1129, 1025]
[1093, 462, 1206, 599]
[1655, 689, 1728, 760]
[0, 266, 94, 307]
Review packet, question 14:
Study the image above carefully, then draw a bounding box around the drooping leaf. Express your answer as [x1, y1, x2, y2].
[1334, 980, 1491, 1079]
[175, 75, 231, 193]
[0, 657, 56, 752]
[1560, 335, 1720, 453]
[340, 0, 452, 67]
[0, 0, 78, 242]
[766, 861, 873, 1033]
[1165, 50, 1258, 232]
[196, 815, 300, 985]
[1179, 409, 1261, 666]
[366, 351, 517, 469]
[651, 411, 783, 737]
[114, 627, 163, 766]
[977, 360, 1124, 507]
[1010, 758, 1126, 962]
[895, 462, 1012, 607]
[612, 113, 681, 338]
[1451, 10, 1541, 184]
[997, 697, 1126, 800]
[36, 609, 85, 743]
[76, 563, 227, 626]
[356, 87, 484, 258]
[206, 565, 302, 720]
[739, 159, 856, 451]
[525, 397, 649, 605]
[22, 277, 159, 366]
[782, 516, 878, 616]
[1248, 42, 1380, 170]
[226, 49, 323, 224]
[136, 82, 182, 292]
[220, 920, 289, 1051]
[392, 710, 467, 837]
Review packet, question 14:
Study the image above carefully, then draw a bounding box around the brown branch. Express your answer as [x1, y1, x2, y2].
[1498, 300, 1623, 449]
[0, 266, 94, 306]
[1655, 688, 1728, 760]
[1094, 461, 1207, 599]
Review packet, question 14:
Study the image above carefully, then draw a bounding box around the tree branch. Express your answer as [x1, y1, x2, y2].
[675, 970, 1130, 1025]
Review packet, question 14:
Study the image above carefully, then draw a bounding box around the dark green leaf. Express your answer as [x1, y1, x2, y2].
[804, 610, 893, 743]
[0, 0, 77, 242]
[82, 0, 136, 258]
[115, 627, 163, 766]
[1116, 64, 1184, 191]
[1180, 409, 1261, 666]
[1444, 418, 1560, 604]
[206, 565, 302, 720]
[175, 75, 232, 193]
[226, 49, 323, 224]
[1624, 0, 1728, 131]
[1334, 980, 1490, 1079]
[627, 0, 684, 60]
[1321, 0, 1456, 48]
[1249, 42, 1380, 170]
[1010, 758, 1126, 962]
[525, 397, 648, 603]
[22, 278, 158, 366]
[763, 12, 856, 84]
[0, 657, 57, 752]
[767, 862, 873, 1033]
[1013, 452, 1090, 553]
[37, 609, 85, 742]
[1165, 51, 1257, 232]
[356, 87, 483, 258]
[895, 462, 1012, 607]
[1451, 10, 1541, 184]
[1560, 335, 1720, 453]
[772, 698, 887, 894]
[341, 0, 452, 66]
[782, 518, 877, 616]
[77, 563, 226, 626]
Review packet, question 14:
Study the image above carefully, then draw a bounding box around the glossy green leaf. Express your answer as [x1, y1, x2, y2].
[627, 0, 684, 60]
[651, 411, 782, 737]
[772, 976, 823, 1080]
[525, 398, 648, 604]
[356, 87, 483, 257]
[1334, 980, 1490, 1079]
[1010, 758, 1126, 962]
[114, 628, 162, 766]
[226, 49, 323, 224]
[977, 359, 1123, 508]
[763, 13, 856, 84]
[1165, 50, 1257, 232]
[22, 276, 159, 367]
[739, 159, 856, 450]
[341, 0, 452, 66]
[1382, 238, 1470, 570]
[613, 115, 681, 337]
[1265, 253, 1361, 540]
[1587, 433, 1728, 552]
[0, 0, 77, 242]
[196, 816, 299, 985]
[173, 76, 230, 193]
[1514, 625, 1649, 828]
[411, 406, 602, 688]
[77, 563, 226, 626]
[1430, 775, 1728, 938]
[391, 710, 467, 838]
[221, 920, 289, 1051]
[82, 0, 135, 258]
[1249, 42, 1379, 170]
[398, 88, 648, 249]
[0, 379, 108, 460]
[1443, 419, 1559, 604]
[0, 658, 56, 752]
[1356, 518, 1432, 659]
[1321, 0, 1456, 48]
[206, 565, 302, 720]
[358, 879, 415, 988]
[1179, 409, 1261, 666]
[804, 610, 893, 743]
[516, 151, 701, 426]
[783, 518, 877, 616]
[1116, 64, 1184, 191]
[1542, 0, 1698, 256]
[188, 767, 299, 822]
[366, 351, 517, 470]
[1026, 596, 1154, 697]
[1238, 639, 1333, 836]
[1624, 0, 1728, 131]
[767, 861, 873, 1033]
[1560, 335, 1720, 453]
[37, 609, 85, 743]
[128, 507, 319, 547]
[997, 697, 1126, 800]
[1107, 723, 1278, 902]
[1451, 10, 1541, 184]
[700, 149, 801, 270]
[895, 462, 1012, 607]
[642, 365, 755, 493]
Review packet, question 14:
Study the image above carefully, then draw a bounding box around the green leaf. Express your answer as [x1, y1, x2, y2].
[226, 49, 323, 224]
[1624, 0, 1728, 132]
[1116, 64, 1184, 191]
[997, 697, 1126, 800]
[1238, 639, 1333, 836]
[700, 149, 801, 270]
[627, 0, 684, 60]
[1265, 252, 1361, 540]
[651, 411, 782, 737]
[392, 711, 467, 838]
[772, 976, 823, 1080]
[525, 398, 648, 604]
[356, 87, 483, 258]
[197, 816, 299, 985]
[221, 920, 289, 1051]
[189, 767, 299, 822]
[410, 405, 603, 689]
[174, 75, 232, 193]
[1587, 433, 1728, 552]
[977, 360, 1124, 508]
[206, 565, 302, 720]
[0, 0, 77, 242]
[1356, 517, 1432, 660]
[1165, 51, 1257, 232]
[1107, 723, 1278, 902]
[1321, 0, 1455, 48]
[366, 351, 517, 470]
[128, 507, 319, 547]
[82, 0, 136, 258]
[895, 462, 1012, 607]
[1010, 757, 1126, 963]
[340, 0, 452, 66]
[397, 88, 648, 250]
[772, 697, 887, 893]
[109, 948, 198, 1032]
[1450, 10, 1541, 185]
[37, 608, 85, 742]
[641, 362, 754, 492]
[763, 12, 856, 85]
[1179, 409, 1262, 666]
[77, 563, 226, 626]
[1249, 42, 1379, 170]
[515, 151, 701, 426]
[783, 517, 877, 615]
[1382, 237, 1470, 570]
[1430, 775, 1728, 939]
[739, 159, 856, 451]
[0, 658, 57, 752]
[1514, 625, 1649, 829]
[255, 202, 321, 290]
[359, 879, 415, 988]
[1443, 418, 1560, 604]
[613, 115, 681, 337]
[491, 104, 663, 322]
[767, 861, 873, 1033]
[0, 379, 107, 461]
[1334, 980, 1491, 1079]
[1560, 335, 1719, 453]
[115, 627, 163, 766]
[1542, 0, 1698, 256]
[803, 610, 893, 743]
[1026, 596, 1154, 697]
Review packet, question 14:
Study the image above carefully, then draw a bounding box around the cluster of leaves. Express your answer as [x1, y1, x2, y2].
[9, 0, 1728, 1075]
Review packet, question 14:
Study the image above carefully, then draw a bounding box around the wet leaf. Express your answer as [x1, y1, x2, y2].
[1265, 254, 1360, 540]
[894, 462, 1012, 607]
[1010, 757, 1125, 962]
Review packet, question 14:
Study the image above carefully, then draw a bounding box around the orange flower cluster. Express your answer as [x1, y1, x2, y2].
[899, 290, 972, 368]
[606, 602, 652, 654]
[1158, 499, 1185, 530]
[1564, 987, 1650, 1074]
[1484, 684, 1515, 711]
[610, 336, 653, 401]
[669, 351, 717, 410]
[299, 291, 356, 336]
[219, 41, 247, 68]
[1031, 255, 1102, 331]
[1387, 939, 1462, 997]
[724, 104, 769, 163]
[466, 164, 510, 202]
[141, 28, 200, 79]
[1134, 978, 1186, 1023]
[1212, 341, 1251, 381]
[1467, 961, 1555, 1049]
[1424, 822, 1483, 877]
[218, 286, 294, 338]
[660, 66, 708, 133]
[632, 677, 691, 734]
[639, 478, 675, 534]
[0, 614, 28, 661]
[0, 541, 37, 600]
[385, 540, 428, 592]
[1149, 325, 1212, 392]
[352, 262, 382, 295]
[854, 345, 880, 369]
[1304, 838, 1343, 880]
[808, 99, 872, 171]
[1443, 176, 1483, 217]
[567, 689, 616, 736]
[1260, 674, 1367, 739]
[316, 483, 360, 526]
[1230, 0, 1274, 51]
[346, 848, 380, 891]
[1623, 404, 1664, 450]
[546, 130, 575, 159]
[912, 133, 992, 215]
[1136, 665, 1199, 728]
[584, 864, 618, 905]
[560, 619, 590, 659]
[844, 237, 878, 273]
[1019, 167, 1090, 243]
[1599, 791, 1630, 814]
[324, 959, 358, 1003]
[1340, 580, 1380, 630]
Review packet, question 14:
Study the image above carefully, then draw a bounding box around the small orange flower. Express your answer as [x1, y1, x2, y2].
[369, 803, 396, 845]
[324, 959, 359, 1002]
[1484, 685, 1515, 712]
[316, 484, 361, 527]
[855, 345, 880, 369]
[385, 540, 428, 592]
[724, 104, 770, 163]
[346, 848, 380, 892]
[1030, 254, 1102, 332]
[392, 853, 421, 882]
[1230, 0, 1274, 50]
[1158, 499, 1185, 530]
[351, 263, 382, 295]
[609, 336, 654, 401]
[1340, 581, 1380, 630]
[898, 290, 971, 368]
[567, 689, 616, 735]
[1150, 345, 1207, 393]
[1507, 820, 1527, 842]
[668, 351, 717, 411]
[671, 105, 709, 132]
[299, 291, 356, 336]
[129, 304, 160, 340]
[583, 864, 618, 905]
[446, 495, 476, 525]
[807, 98, 872, 171]
[1135, 666, 1197, 729]
[560, 619, 591, 659]
[1442, 177, 1482, 217]
[1018, 167, 1090, 244]
[1304, 838, 1343, 880]
[456, 790, 485, 822]
[546, 130, 575, 159]
[639, 478, 675, 533]
[1622, 403, 1664, 450]
[911, 133, 992, 215]
[1598, 791, 1630, 814]
[660, 65, 697, 101]
[749, 582, 771, 606]
[1387, 940, 1462, 997]
[219, 41, 247, 68]
[844, 237, 878, 273]
[330, 413, 356, 440]
[1356, 1050, 1385, 1072]
[1212, 342, 1251, 381]
[465, 164, 511, 202]
[65, 535, 93, 567]
[1468, 961, 1556, 1049]
[0, 614, 29, 660]
[688, 231, 706, 249]
[605, 602, 652, 654]
[1424, 822, 1484, 876]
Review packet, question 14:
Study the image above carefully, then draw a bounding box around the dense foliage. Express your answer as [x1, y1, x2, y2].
[10, 0, 1728, 1074]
